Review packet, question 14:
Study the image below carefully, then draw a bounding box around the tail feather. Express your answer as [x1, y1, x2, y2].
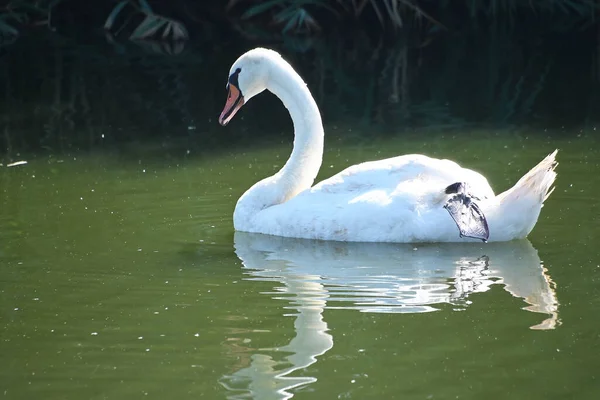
[491, 150, 558, 240]
[497, 149, 558, 205]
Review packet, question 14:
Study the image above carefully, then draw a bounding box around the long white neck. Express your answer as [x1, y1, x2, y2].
[269, 59, 324, 193]
[234, 56, 324, 230]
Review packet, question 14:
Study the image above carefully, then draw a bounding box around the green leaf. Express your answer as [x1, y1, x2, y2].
[137, 0, 153, 14]
[4, 11, 27, 24]
[104, 0, 130, 30]
[368, 0, 385, 27]
[273, 6, 298, 23]
[0, 20, 18, 36]
[298, 9, 320, 32]
[300, 0, 339, 17]
[297, 9, 306, 28]
[241, 0, 287, 19]
[130, 15, 166, 40]
[8, 2, 44, 13]
[171, 21, 189, 40]
[563, 0, 589, 16]
[282, 12, 299, 33]
[162, 21, 172, 38]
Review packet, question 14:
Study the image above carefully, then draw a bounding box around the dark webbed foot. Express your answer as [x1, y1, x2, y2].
[443, 182, 489, 242]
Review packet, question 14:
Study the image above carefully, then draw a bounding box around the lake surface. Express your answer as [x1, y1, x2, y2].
[2, 128, 600, 399]
[2, 30, 600, 399]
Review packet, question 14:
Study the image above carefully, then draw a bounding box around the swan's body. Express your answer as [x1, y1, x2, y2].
[219, 48, 557, 243]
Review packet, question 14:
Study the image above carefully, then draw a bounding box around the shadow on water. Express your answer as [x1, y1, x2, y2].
[220, 232, 558, 399]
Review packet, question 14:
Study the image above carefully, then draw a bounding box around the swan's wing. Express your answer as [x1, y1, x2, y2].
[311, 154, 495, 199]
[444, 192, 490, 242]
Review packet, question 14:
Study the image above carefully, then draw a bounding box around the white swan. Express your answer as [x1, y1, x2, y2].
[218, 48, 558, 243]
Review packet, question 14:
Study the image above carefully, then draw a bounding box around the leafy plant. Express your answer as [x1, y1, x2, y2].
[228, 0, 599, 35]
[104, 0, 188, 41]
[343, 0, 444, 29]
[0, 14, 19, 39]
[230, 0, 339, 34]
[0, 0, 63, 40]
[228, 0, 446, 34]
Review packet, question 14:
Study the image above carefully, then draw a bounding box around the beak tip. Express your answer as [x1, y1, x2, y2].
[218, 113, 229, 126]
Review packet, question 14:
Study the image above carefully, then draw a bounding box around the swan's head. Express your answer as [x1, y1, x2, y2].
[218, 48, 278, 126]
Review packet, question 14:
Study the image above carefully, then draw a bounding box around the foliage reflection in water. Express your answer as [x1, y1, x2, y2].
[220, 232, 559, 399]
[2, 23, 599, 155]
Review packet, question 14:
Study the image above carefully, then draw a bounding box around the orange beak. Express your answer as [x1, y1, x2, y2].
[219, 84, 245, 126]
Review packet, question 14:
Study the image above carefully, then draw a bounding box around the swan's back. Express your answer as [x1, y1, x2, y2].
[312, 154, 492, 196]
[244, 154, 495, 242]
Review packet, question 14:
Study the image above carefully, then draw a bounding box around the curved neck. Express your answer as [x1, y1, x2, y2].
[234, 57, 324, 230]
[267, 60, 324, 198]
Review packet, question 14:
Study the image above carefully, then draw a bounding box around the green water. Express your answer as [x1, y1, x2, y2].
[1, 128, 599, 399]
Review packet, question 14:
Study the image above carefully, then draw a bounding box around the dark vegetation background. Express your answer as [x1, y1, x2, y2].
[1, 0, 599, 156]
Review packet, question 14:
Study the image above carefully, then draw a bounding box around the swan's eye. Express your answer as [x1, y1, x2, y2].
[228, 68, 242, 88]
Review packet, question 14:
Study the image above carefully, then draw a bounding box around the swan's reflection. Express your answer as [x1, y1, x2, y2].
[220, 232, 559, 399]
